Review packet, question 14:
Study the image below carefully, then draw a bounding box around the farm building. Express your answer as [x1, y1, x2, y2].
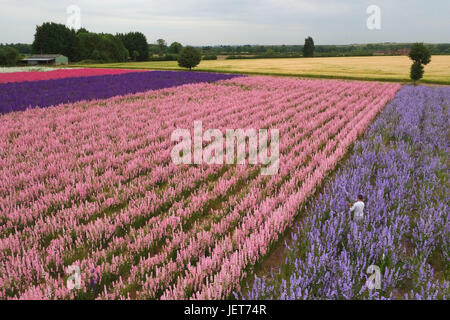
[21, 54, 68, 65]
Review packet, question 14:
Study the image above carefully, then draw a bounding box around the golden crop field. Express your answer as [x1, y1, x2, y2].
[79, 55, 450, 84]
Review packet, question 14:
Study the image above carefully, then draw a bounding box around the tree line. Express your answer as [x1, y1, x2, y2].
[2, 23, 449, 66]
[200, 42, 450, 58]
[26, 22, 208, 65]
[6, 26, 450, 62]
[0, 23, 439, 83]
[30, 22, 148, 63]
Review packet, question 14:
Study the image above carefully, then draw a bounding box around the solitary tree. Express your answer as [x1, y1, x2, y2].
[408, 43, 431, 84]
[303, 36, 315, 57]
[410, 61, 424, 85]
[177, 46, 202, 70]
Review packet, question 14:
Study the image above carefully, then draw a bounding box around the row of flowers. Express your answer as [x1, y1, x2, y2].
[0, 68, 147, 84]
[0, 67, 77, 74]
[238, 85, 449, 300]
[0, 71, 241, 114]
[0, 76, 401, 299]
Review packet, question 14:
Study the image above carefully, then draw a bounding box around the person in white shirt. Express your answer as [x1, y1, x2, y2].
[349, 194, 365, 222]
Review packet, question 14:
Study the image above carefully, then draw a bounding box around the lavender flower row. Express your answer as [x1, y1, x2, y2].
[0, 71, 242, 114]
[239, 85, 450, 300]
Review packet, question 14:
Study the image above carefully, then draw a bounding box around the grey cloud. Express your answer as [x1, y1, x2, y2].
[0, 0, 448, 45]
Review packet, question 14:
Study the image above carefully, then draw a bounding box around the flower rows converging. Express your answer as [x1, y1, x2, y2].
[0, 68, 147, 84]
[239, 85, 449, 300]
[0, 71, 241, 114]
[0, 75, 401, 299]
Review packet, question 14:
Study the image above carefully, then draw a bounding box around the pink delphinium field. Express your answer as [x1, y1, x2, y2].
[0, 76, 401, 299]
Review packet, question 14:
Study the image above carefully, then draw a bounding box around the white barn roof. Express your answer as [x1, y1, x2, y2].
[22, 54, 67, 61]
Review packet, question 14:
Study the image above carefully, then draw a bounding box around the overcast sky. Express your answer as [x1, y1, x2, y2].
[1, 0, 449, 45]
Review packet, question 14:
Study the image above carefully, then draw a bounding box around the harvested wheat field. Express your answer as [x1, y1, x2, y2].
[79, 55, 450, 84]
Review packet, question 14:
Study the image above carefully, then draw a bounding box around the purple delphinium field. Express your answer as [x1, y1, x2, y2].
[0, 71, 242, 114]
[238, 85, 450, 300]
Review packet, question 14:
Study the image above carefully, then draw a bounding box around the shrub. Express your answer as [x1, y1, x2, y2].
[409, 43, 431, 65]
[410, 61, 424, 85]
[0, 47, 20, 66]
[408, 43, 431, 84]
[303, 36, 315, 57]
[203, 54, 217, 60]
[178, 46, 202, 70]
